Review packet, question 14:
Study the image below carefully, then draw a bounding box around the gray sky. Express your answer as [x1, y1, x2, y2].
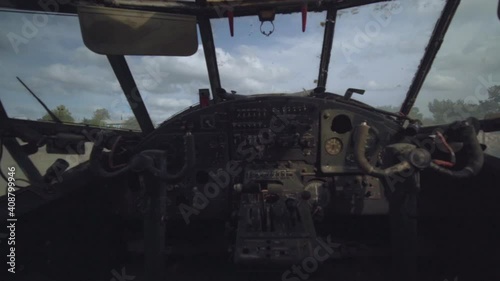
[0, 0, 498, 125]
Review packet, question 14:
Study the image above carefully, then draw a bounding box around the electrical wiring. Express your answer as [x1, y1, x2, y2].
[433, 131, 456, 168]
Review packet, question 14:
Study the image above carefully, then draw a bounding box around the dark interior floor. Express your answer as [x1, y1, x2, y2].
[2, 156, 500, 281]
[5, 215, 499, 281]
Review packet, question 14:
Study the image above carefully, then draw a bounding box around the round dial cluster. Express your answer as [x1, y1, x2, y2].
[325, 137, 343, 155]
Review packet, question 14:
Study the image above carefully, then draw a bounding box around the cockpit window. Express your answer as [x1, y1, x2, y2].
[327, 0, 446, 109]
[0, 11, 140, 131]
[205, 1, 447, 118]
[414, 0, 500, 157]
[416, 0, 500, 126]
[210, 12, 327, 95]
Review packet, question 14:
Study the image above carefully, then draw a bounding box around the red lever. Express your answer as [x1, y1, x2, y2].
[228, 10, 234, 37]
[301, 4, 307, 32]
[199, 89, 210, 108]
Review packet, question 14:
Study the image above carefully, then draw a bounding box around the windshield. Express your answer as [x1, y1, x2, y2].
[209, 11, 327, 94]
[414, 0, 500, 157]
[415, 0, 500, 125]
[0, 11, 144, 130]
[0, 0, 498, 125]
[0, 0, 452, 125]
[327, 0, 445, 108]
[204, 0, 445, 113]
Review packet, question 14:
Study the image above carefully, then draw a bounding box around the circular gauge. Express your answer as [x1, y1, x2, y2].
[304, 181, 330, 207]
[325, 137, 343, 155]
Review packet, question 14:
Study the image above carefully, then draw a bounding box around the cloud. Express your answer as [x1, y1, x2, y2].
[11, 105, 44, 119]
[424, 74, 465, 91]
[146, 96, 194, 123]
[338, 64, 360, 79]
[364, 80, 400, 91]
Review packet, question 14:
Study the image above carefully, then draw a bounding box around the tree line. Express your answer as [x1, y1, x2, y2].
[379, 85, 499, 124]
[39, 106, 140, 130]
[37, 85, 499, 129]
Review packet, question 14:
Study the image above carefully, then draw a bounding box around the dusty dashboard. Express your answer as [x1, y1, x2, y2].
[136, 95, 403, 217]
[138, 95, 401, 171]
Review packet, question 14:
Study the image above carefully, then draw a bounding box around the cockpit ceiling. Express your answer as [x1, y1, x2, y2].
[0, 0, 391, 17]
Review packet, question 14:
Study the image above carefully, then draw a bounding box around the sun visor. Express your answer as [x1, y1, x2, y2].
[77, 5, 198, 56]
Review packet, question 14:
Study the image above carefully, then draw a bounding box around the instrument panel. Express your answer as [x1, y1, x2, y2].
[136, 95, 402, 217]
[139, 95, 400, 172]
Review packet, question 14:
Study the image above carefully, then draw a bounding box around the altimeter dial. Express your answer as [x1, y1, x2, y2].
[325, 137, 343, 155]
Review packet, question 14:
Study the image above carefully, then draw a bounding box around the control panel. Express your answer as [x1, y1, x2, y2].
[135, 95, 402, 220]
[229, 100, 319, 163]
